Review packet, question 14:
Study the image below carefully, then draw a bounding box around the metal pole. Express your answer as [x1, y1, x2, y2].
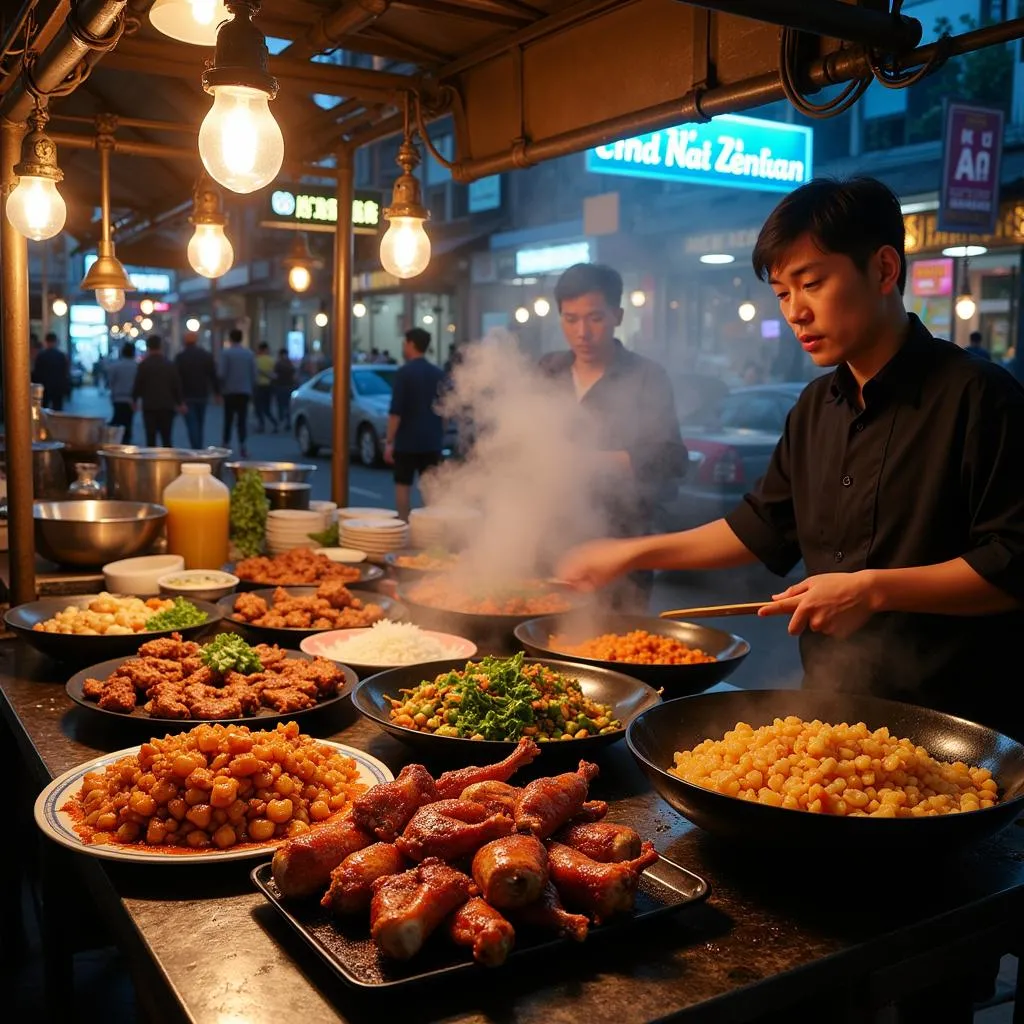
[1, 117, 38, 604]
[331, 146, 355, 507]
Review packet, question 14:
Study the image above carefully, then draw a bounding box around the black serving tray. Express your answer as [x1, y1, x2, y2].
[251, 854, 709, 990]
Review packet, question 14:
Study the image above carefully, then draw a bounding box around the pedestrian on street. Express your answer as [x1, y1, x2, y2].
[133, 335, 186, 447]
[273, 347, 296, 430]
[540, 262, 686, 613]
[964, 330, 991, 361]
[175, 331, 219, 448]
[384, 327, 446, 523]
[219, 328, 255, 458]
[253, 341, 278, 433]
[106, 341, 138, 445]
[32, 332, 70, 410]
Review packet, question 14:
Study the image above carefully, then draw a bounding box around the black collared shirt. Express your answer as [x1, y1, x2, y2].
[538, 341, 686, 535]
[726, 315, 1024, 738]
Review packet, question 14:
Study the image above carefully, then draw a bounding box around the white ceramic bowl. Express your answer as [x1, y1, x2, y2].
[103, 554, 184, 596]
[314, 547, 368, 563]
[157, 569, 239, 602]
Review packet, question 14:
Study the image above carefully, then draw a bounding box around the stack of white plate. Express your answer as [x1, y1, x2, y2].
[266, 509, 325, 555]
[408, 506, 482, 550]
[338, 507, 398, 521]
[340, 517, 410, 555]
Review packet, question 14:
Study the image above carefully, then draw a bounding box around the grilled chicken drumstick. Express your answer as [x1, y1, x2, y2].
[433, 736, 541, 799]
[472, 834, 549, 909]
[509, 881, 589, 942]
[396, 799, 516, 862]
[460, 780, 521, 817]
[514, 761, 600, 838]
[555, 821, 642, 862]
[321, 842, 406, 915]
[272, 817, 374, 898]
[370, 858, 473, 960]
[449, 897, 516, 967]
[546, 841, 660, 923]
[352, 763, 438, 841]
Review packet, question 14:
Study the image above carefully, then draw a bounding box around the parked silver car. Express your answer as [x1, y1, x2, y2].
[291, 365, 455, 466]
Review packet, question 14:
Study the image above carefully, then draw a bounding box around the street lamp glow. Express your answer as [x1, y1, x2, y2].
[51, 298, 68, 317]
[630, 290, 646, 308]
[352, 301, 367, 318]
[6, 174, 67, 241]
[942, 245, 987, 258]
[514, 306, 530, 324]
[187, 221, 234, 278]
[422, 314, 434, 325]
[199, 85, 284, 194]
[129, 326, 140, 338]
[96, 287, 126, 314]
[185, 317, 202, 332]
[379, 215, 431, 279]
[288, 264, 312, 292]
[314, 311, 329, 328]
[955, 294, 977, 321]
[140, 317, 154, 331]
[738, 300, 757, 322]
[139, 298, 155, 316]
[533, 298, 550, 317]
[700, 253, 735, 265]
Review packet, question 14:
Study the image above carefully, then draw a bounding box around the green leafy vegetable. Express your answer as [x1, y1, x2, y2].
[307, 521, 339, 547]
[230, 469, 269, 558]
[200, 633, 263, 675]
[145, 598, 208, 632]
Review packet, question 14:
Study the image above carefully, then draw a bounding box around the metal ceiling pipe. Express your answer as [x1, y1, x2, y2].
[49, 131, 197, 161]
[674, 0, 921, 51]
[287, 0, 390, 60]
[0, 0, 40, 70]
[0, 0, 127, 122]
[331, 147, 356, 507]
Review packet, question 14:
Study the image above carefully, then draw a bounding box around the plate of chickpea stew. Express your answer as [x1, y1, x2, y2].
[627, 690, 1024, 852]
[34, 721, 394, 863]
[352, 655, 661, 760]
[514, 614, 749, 696]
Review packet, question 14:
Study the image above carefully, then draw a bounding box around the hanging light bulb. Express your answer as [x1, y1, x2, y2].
[514, 307, 530, 324]
[139, 298, 155, 316]
[353, 301, 367, 318]
[630, 290, 647, 308]
[5, 103, 67, 241]
[187, 175, 234, 278]
[955, 293, 977, 321]
[150, 0, 231, 45]
[186, 316, 202, 332]
[80, 116, 133, 314]
[314, 311, 329, 328]
[51, 298, 68, 317]
[533, 298, 550, 317]
[283, 231, 321, 292]
[379, 96, 431, 279]
[198, 2, 284, 194]
[738, 300, 757, 322]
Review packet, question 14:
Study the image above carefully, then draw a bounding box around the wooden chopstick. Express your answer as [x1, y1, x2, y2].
[659, 601, 770, 620]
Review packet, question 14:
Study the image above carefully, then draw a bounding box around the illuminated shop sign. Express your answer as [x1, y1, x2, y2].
[83, 255, 172, 294]
[263, 185, 383, 234]
[586, 114, 813, 193]
[514, 241, 591, 276]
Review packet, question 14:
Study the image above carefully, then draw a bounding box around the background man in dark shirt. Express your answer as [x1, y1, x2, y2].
[133, 335, 186, 447]
[964, 329, 991, 360]
[174, 331, 219, 448]
[32, 332, 70, 410]
[385, 327, 445, 522]
[558, 177, 1024, 741]
[540, 262, 686, 610]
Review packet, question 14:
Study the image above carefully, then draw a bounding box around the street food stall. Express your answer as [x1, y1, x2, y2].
[2, 3, 1024, 1023]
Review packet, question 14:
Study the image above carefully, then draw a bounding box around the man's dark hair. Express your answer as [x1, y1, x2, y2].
[752, 176, 907, 294]
[121, 341, 136, 359]
[44, 331, 58, 344]
[228, 328, 243, 344]
[969, 330, 983, 345]
[554, 263, 623, 311]
[257, 341, 270, 352]
[405, 327, 431, 354]
[146, 334, 162, 352]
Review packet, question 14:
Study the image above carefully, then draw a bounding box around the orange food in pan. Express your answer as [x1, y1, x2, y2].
[551, 630, 716, 665]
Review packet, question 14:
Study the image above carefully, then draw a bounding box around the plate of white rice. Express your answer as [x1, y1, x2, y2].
[300, 620, 477, 672]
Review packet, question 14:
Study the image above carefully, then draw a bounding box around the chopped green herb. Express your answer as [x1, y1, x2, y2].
[200, 633, 263, 675]
[145, 598, 208, 632]
[307, 521, 339, 547]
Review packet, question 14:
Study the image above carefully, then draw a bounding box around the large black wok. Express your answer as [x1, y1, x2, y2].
[514, 612, 749, 696]
[628, 689, 1024, 854]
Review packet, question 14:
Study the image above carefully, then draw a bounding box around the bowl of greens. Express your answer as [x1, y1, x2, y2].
[4, 593, 223, 663]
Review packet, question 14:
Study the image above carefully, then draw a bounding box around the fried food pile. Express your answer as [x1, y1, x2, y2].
[271, 737, 659, 966]
[81, 633, 347, 719]
[66, 721, 364, 851]
[552, 629, 717, 665]
[394, 550, 458, 571]
[232, 581, 385, 631]
[234, 547, 362, 586]
[407, 577, 572, 616]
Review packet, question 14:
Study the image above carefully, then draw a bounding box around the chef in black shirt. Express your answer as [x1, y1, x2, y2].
[558, 176, 1024, 740]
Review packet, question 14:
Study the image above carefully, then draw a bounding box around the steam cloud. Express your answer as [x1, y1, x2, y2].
[420, 336, 617, 589]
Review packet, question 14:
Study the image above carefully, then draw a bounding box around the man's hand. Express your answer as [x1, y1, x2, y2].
[758, 571, 880, 638]
[556, 538, 636, 592]
[383, 440, 395, 466]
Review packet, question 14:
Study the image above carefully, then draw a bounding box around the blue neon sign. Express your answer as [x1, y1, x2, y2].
[586, 114, 813, 193]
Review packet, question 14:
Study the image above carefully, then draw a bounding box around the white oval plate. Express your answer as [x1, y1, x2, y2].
[314, 547, 368, 563]
[301, 628, 477, 669]
[34, 740, 393, 864]
[339, 507, 398, 520]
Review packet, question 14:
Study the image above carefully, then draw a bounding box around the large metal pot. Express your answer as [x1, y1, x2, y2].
[0, 439, 68, 498]
[42, 410, 107, 448]
[224, 460, 317, 484]
[99, 446, 232, 505]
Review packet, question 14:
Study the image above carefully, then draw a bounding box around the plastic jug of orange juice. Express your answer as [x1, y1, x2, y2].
[163, 463, 230, 570]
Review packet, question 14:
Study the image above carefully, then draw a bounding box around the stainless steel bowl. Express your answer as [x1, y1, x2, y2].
[224, 461, 317, 484]
[42, 411, 107, 448]
[0, 440, 67, 498]
[99, 446, 231, 505]
[33, 500, 167, 567]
